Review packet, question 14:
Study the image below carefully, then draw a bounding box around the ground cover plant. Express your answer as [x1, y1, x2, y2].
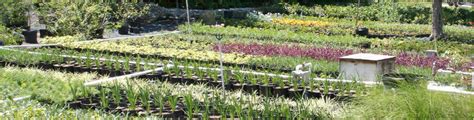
[0, 66, 102, 103]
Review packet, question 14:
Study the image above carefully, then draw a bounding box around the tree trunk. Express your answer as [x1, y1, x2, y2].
[430, 0, 443, 41]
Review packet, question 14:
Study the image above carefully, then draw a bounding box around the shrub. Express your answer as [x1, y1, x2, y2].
[37, 2, 112, 39]
[0, 1, 28, 28]
[0, 25, 22, 45]
[282, 2, 474, 25]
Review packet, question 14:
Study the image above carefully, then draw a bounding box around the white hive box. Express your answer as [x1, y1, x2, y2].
[339, 53, 396, 82]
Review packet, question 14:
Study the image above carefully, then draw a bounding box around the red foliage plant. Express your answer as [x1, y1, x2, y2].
[214, 43, 458, 69]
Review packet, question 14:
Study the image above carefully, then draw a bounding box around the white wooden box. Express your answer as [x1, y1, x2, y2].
[339, 53, 395, 82]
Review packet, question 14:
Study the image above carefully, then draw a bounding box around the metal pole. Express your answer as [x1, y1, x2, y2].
[186, 0, 190, 25]
[215, 33, 225, 99]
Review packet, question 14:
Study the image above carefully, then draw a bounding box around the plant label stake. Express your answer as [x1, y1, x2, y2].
[214, 27, 225, 98]
[292, 63, 312, 99]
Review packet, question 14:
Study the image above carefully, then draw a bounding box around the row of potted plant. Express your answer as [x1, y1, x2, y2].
[213, 42, 460, 69]
[67, 79, 345, 119]
[181, 23, 474, 56]
[268, 16, 474, 44]
[4, 47, 365, 99]
[0, 48, 163, 77]
[159, 60, 365, 99]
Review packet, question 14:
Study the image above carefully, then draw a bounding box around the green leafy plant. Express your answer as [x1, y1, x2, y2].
[183, 93, 196, 119]
[139, 86, 151, 112]
[68, 81, 78, 100]
[99, 87, 109, 109]
[168, 95, 179, 112]
[125, 81, 138, 109]
[152, 90, 165, 114]
[111, 82, 121, 105]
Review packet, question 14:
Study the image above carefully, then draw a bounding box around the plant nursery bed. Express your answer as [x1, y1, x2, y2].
[44, 46, 340, 77]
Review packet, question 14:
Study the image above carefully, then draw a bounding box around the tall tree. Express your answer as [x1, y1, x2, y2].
[430, 0, 443, 41]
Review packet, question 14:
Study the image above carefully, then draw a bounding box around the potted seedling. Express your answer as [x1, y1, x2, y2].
[209, 70, 221, 88]
[195, 66, 207, 84]
[123, 82, 140, 115]
[80, 85, 97, 109]
[327, 81, 336, 99]
[273, 77, 289, 97]
[99, 87, 110, 110]
[135, 56, 142, 72]
[288, 77, 304, 99]
[168, 95, 183, 118]
[232, 98, 244, 119]
[183, 93, 196, 119]
[183, 64, 194, 84]
[67, 81, 81, 109]
[170, 65, 183, 83]
[113, 59, 123, 76]
[202, 93, 211, 119]
[139, 86, 151, 115]
[259, 74, 274, 97]
[123, 58, 131, 74]
[232, 72, 246, 90]
[111, 82, 123, 111]
[152, 91, 166, 116]
[104, 57, 113, 75]
[244, 74, 259, 93]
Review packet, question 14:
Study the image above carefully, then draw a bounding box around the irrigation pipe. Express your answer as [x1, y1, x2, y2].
[84, 67, 164, 86]
[0, 96, 32, 104]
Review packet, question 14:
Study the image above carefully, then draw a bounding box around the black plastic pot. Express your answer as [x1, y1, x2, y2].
[39, 29, 52, 38]
[288, 88, 304, 98]
[0, 40, 4, 46]
[170, 75, 183, 84]
[22, 30, 38, 44]
[118, 24, 130, 35]
[223, 11, 233, 18]
[93, 29, 104, 39]
[258, 84, 274, 96]
[243, 84, 259, 93]
[355, 27, 369, 36]
[130, 27, 141, 34]
[232, 83, 245, 90]
[67, 100, 82, 109]
[307, 90, 322, 98]
[273, 86, 289, 97]
[326, 90, 337, 99]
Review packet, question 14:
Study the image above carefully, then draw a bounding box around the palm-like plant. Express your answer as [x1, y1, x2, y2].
[99, 87, 109, 109]
[125, 81, 138, 109]
[139, 86, 151, 112]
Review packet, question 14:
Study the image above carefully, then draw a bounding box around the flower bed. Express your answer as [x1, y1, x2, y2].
[213, 42, 455, 69]
[182, 24, 474, 56]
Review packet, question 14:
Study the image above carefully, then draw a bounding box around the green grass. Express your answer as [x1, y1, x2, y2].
[345, 83, 474, 119]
